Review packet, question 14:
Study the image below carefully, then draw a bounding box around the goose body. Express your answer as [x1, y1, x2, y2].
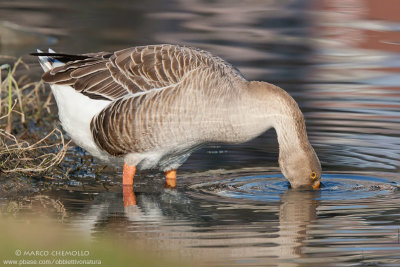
[34, 44, 321, 194]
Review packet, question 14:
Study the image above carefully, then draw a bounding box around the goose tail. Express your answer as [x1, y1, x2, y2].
[32, 48, 64, 72]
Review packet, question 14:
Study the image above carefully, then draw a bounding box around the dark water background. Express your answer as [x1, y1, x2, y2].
[1, 0, 400, 266]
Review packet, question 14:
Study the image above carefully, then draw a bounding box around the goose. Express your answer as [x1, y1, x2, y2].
[32, 44, 321, 199]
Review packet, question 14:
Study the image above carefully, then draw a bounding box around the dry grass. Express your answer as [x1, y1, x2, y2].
[0, 128, 68, 174]
[0, 57, 69, 176]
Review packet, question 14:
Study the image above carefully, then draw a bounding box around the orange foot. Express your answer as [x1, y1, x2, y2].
[165, 169, 177, 188]
[123, 163, 136, 206]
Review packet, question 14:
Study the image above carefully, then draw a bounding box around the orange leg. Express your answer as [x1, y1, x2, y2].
[123, 163, 136, 185]
[123, 163, 136, 206]
[165, 169, 177, 188]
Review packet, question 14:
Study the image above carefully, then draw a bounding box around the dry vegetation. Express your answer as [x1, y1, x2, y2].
[0, 57, 69, 176]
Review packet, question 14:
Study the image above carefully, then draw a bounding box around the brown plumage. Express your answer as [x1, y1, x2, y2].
[34, 44, 321, 190]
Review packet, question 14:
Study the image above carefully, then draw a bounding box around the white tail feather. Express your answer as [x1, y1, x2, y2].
[36, 48, 64, 72]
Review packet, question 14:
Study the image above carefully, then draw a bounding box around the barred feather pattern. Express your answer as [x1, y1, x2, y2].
[42, 44, 244, 101]
[90, 66, 243, 157]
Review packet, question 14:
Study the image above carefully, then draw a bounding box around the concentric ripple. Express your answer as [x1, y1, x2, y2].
[190, 174, 399, 202]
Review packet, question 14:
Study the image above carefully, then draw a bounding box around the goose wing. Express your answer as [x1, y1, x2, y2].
[37, 44, 243, 101]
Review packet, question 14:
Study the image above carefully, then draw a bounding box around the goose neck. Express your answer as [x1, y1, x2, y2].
[238, 81, 309, 152]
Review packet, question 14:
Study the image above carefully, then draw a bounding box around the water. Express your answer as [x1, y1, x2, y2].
[190, 173, 399, 201]
[1, 0, 400, 265]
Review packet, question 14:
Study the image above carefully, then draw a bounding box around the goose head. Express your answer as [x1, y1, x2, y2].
[279, 145, 321, 189]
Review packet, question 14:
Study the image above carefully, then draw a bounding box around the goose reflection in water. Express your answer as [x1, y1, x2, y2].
[77, 186, 319, 264]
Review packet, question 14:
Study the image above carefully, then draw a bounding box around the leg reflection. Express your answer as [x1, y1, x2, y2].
[123, 185, 136, 206]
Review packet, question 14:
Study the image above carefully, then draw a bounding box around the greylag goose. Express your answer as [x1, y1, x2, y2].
[32, 44, 321, 199]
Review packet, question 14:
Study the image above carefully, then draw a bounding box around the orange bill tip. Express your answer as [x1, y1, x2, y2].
[313, 180, 321, 189]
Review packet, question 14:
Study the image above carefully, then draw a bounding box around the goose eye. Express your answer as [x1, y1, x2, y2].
[310, 171, 317, 179]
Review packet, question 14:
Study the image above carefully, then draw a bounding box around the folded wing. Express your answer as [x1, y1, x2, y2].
[39, 44, 243, 101]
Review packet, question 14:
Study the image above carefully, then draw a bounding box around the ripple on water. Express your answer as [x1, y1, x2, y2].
[190, 173, 399, 202]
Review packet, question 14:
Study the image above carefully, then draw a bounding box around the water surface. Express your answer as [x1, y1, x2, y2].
[1, 0, 400, 266]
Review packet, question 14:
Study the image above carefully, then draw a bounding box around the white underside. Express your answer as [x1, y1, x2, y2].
[50, 84, 112, 161]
